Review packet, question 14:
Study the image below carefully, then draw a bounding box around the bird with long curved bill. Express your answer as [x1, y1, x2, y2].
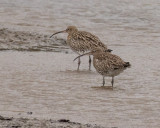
[50, 26, 112, 70]
[74, 48, 131, 87]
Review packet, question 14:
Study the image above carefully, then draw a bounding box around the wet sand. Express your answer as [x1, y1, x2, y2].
[0, 115, 105, 128]
[0, 28, 68, 52]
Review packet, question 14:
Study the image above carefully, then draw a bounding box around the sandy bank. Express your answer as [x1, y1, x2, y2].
[0, 28, 68, 52]
[0, 115, 107, 128]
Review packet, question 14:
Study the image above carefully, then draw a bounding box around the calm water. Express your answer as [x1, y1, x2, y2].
[0, 0, 160, 127]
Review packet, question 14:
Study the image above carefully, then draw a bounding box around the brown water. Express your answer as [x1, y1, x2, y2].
[0, 0, 160, 127]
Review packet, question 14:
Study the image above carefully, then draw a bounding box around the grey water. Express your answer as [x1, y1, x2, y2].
[0, 0, 160, 127]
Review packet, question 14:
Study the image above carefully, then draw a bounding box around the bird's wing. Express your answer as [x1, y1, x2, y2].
[73, 31, 107, 50]
[98, 53, 126, 70]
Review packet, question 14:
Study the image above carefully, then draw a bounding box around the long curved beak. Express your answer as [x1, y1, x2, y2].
[50, 30, 66, 38]
[73, 51, 92, 61]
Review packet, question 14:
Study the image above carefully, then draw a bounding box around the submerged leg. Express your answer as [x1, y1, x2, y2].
[102, 76, 105, 86]
[111, 77, 114, 87]
[89, 56, 91, 71]
[77, 57, 81, 71]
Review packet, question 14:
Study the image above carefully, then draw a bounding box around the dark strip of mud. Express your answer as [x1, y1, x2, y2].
[0, 115, 106, 128]
[0, 28, 69, 52]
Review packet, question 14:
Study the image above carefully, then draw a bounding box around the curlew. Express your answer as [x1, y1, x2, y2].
[74, 48, 131, 87]
[50, 26, 112, 70]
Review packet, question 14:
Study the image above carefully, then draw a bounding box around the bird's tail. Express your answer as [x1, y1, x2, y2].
[107, 49, 113, 52]
[104, 49, 113, 53]
[124, 62, 131, 67]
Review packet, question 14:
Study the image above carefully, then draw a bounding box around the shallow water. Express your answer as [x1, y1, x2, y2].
[0, 0, 160, 128]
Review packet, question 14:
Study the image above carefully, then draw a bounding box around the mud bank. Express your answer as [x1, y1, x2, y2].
[0, 115, 106, 128]
[0, 28, 68, 52]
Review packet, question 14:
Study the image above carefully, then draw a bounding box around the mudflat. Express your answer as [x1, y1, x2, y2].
[0, 115, 105, 128]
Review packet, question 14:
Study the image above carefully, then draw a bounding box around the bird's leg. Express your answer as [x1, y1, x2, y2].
[89, 56, 91, 71]
[102, 76, 105, 86]
[111, 77, 114, 87]
[77, 57, 81, 71]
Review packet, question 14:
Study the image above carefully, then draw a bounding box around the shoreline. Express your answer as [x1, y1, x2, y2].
[0, 27, 68, 52]
[0, 115, 106, 128]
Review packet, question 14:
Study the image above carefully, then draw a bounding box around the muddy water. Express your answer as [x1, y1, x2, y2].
[0, 0, 160, 128]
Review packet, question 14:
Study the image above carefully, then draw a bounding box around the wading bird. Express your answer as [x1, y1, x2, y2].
[74, 48, 131, 87]
[50, 26, 112, 70]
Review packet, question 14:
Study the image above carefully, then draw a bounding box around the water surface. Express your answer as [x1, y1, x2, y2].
[0, 0, 160, 127]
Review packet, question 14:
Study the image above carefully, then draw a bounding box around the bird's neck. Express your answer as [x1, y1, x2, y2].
[68, 30, 78, 35]
[93, 52, 108, 60]
[93, 54, 101, 60]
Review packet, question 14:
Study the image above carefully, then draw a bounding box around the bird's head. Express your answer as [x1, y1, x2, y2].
[73, 48, 112, 61]
[66, 26, 78, 34]
[73, 48, 102, 61]
[50, 26, 78, 38]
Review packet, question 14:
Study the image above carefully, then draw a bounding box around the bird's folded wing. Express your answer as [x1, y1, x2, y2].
[73, 31, 107, 49]
[99, 54, 125, 70]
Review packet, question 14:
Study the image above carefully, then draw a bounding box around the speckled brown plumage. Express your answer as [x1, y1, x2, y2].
[93, 51, 129, 76]
[50, 26, 111, 70]
[67, 30, 107, 53]
[74, 49, 131, 87]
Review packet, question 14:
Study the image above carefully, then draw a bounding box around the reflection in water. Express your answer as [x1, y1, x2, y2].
[0, 0, 160, 127]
